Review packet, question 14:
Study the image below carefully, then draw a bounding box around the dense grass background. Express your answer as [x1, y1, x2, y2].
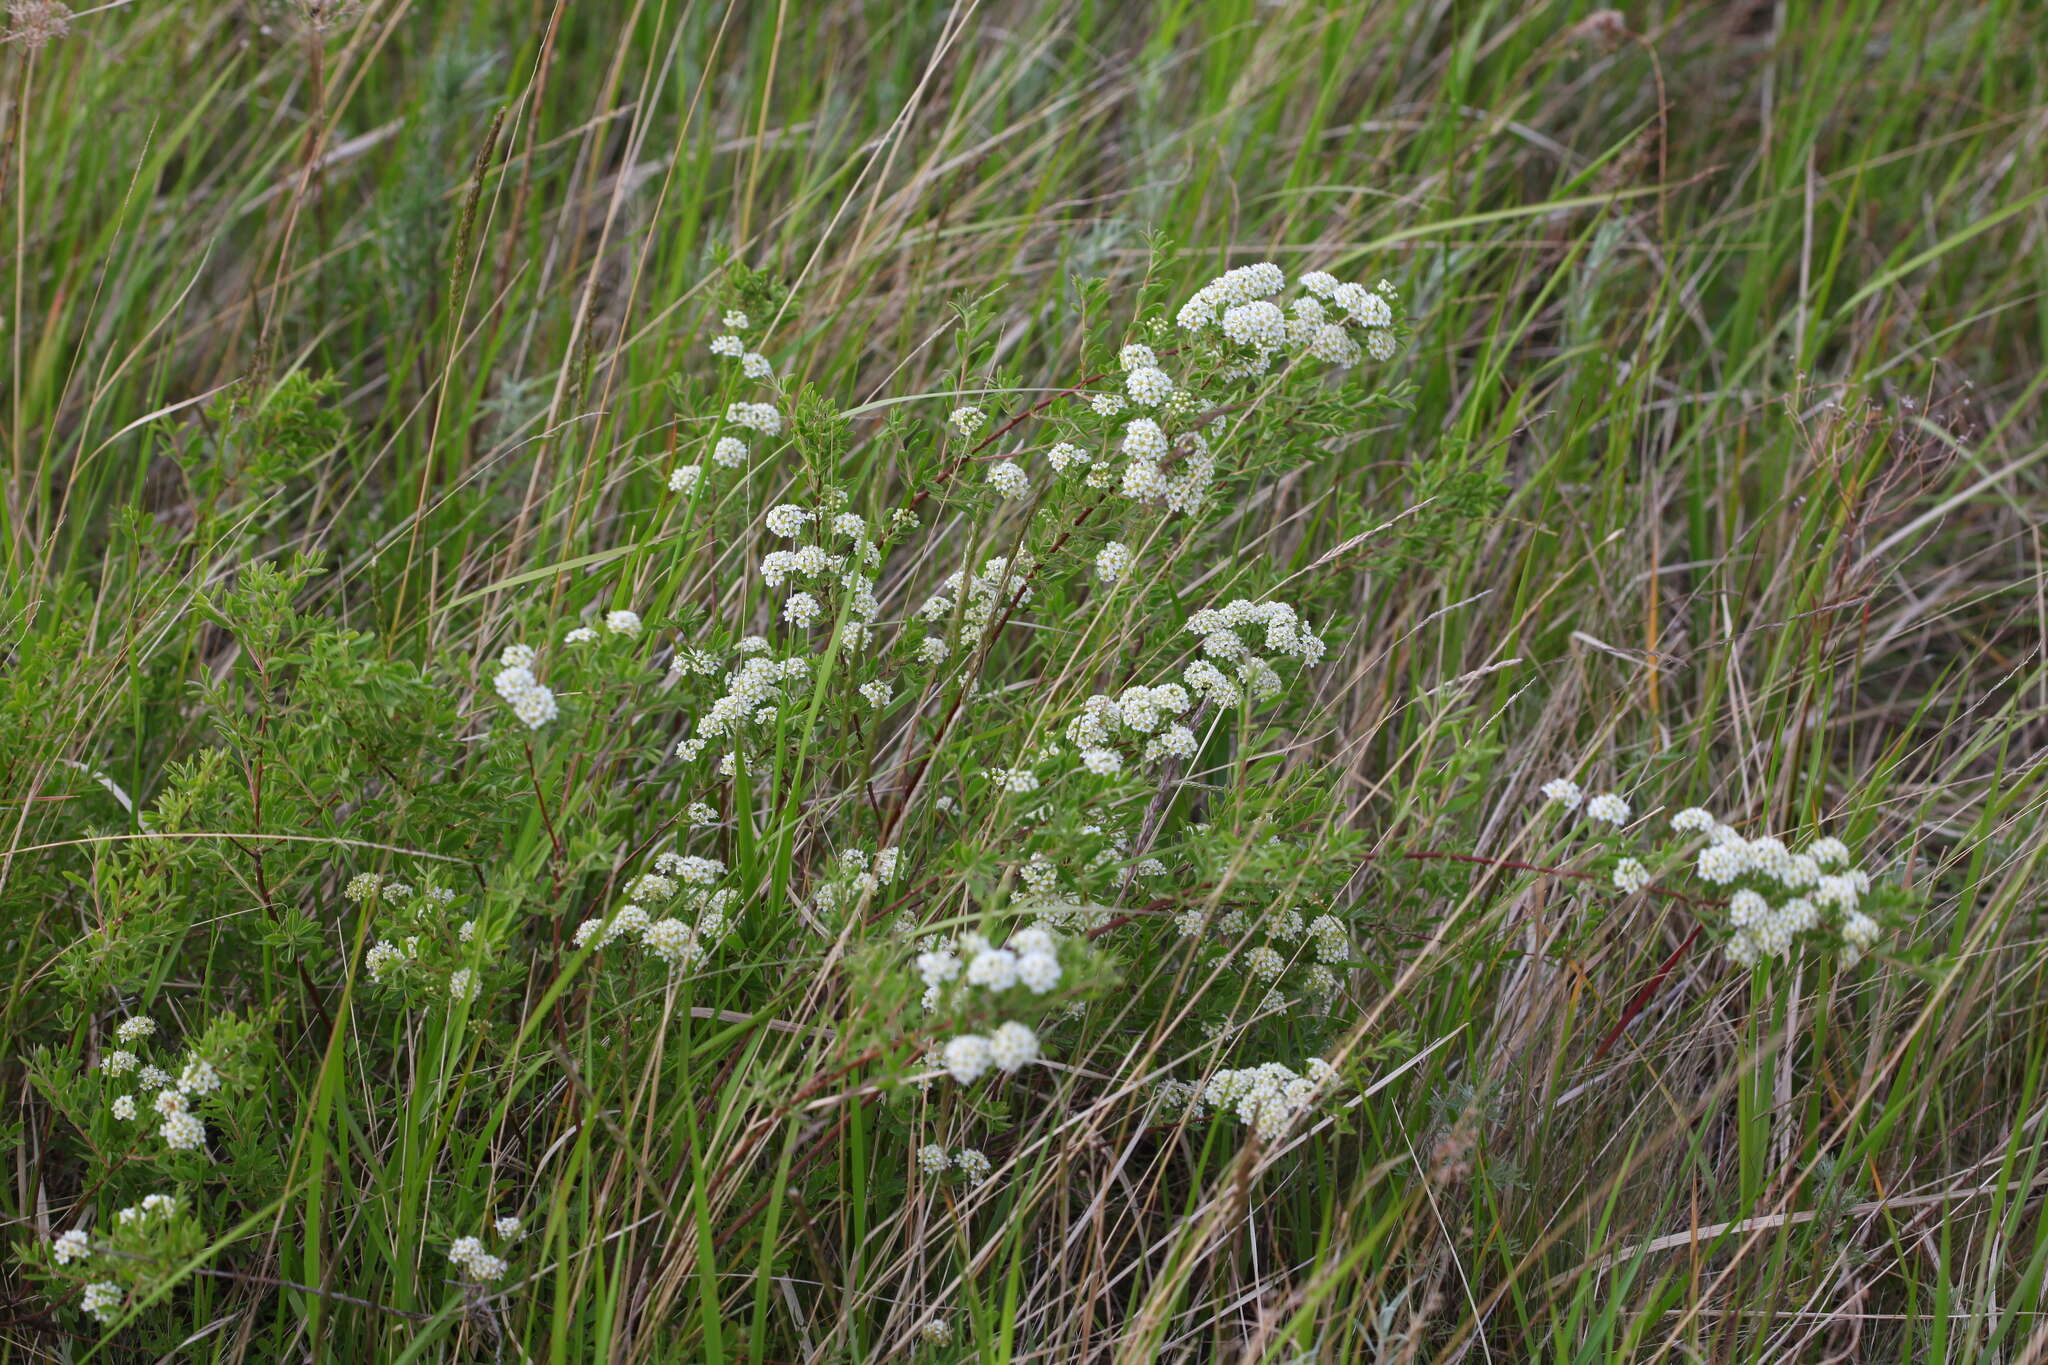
[7, 0, 2048, 1360]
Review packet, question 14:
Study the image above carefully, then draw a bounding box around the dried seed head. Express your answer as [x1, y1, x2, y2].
[5, 1, 72, 50]
[284, 0, 362, 36]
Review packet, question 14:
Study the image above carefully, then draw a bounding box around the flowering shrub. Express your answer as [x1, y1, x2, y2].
[12, 250, 1922, 1358]
[1539, 783, 1895, 969]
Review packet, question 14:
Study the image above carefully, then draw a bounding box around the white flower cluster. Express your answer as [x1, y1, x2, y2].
[1115, 417, 1214, 514]
[1055, 600, 1323, 777]
[1552, 788, 1887, 969]
[1182, 598, 1326, 702]
[1539, 779, 1630, 826]
[1175, 905, 1351, 1013]
[116, 1191, 180, 1226]
[915, 1144, 993, 1182]
[916, 926, 1063, 1013]
[985, 459, 1031, 500]
[81, 1279, 125, 1323]
[52, 1227, 91, 1264]
[566, 609, 641, 646]
[918, 552, 1036, 635]
[917, 926, 1059, 1084]
[810, 845, 902, 916]
[938, 1021, 1040, 1084]
[572, 852, 739, 972]
[492, 643, 559, 730]
[1674, 815, 1879, 967]
[1176, 263, 1399, 376]
[680, 309, 780, 486]
[55, 1193, 181, 1324]
[364, 935, 416, 983]
[98, 1023, 221, 1151]
[1171, 1057, 1339, 1141]
[755, 499, 886, 646]
[1094, 541, 1130, 582]
[447, 1234, 509, 1284]
[726, 402, 782, 434]
[673, 646, 812, 764]
[1064, 684, 1196, 775]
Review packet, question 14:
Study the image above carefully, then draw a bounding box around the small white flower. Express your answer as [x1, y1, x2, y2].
[365, 939, 404, 981]
[1121, 418, 1168, 461]
[1221, 300, 1286, 351]
[710, 334, 743, 357]
[1584, 793, 1631, 825]
[966, 948, 1020, 991]
[1694, 843, 1743, 885]
[917, 1144, 951, 1176]
[725, 402, 782, 435]
[1090, 391, 1126, 416]
[1045, 441, 1089, 473]
[605, 610, 642, 637]
[98, 1049, 138, 1076]
[987, 1020, 1040, 1073]
[859, 679, 893, 708]
[986, 460, 1031, 499]
[1306, 322, 1360, 366]
[712, 436, 747, 468]
[449, 969, 479, 1002]
[115, 1017, 156, 1044]
[1118, 343, 1157, 370]
[564, 626, 597, 645]
[112, 1094, 137, 1120]
[942, 1034, 993, 1084]
[1612, 858, 1650, 894]
[177, 1058, 221, 1096]
[1080, 747, 1121, 776]
[1015, 951, 1061, 994]
[492, 663, 559, 729]
[948, 405, 987, 437]
[991, 766, 1039, 794]
[1540, 778, 1583, 810]
[954, 1147, 992, 1182]
[765, 503, 813, 538]
[81, 1281, 123, 1324]
[783, 593, 821, 627]
[641, 917, 700, 966]
[722, 309, 750, 331]
[740, 351, 773, 380]
[1125, 366, 1173, 406]
[495, 1216, 523, 1239]
[53, 1229, 90, 1265]
[159, 1110, 207, 1151]
[1806, 836, 1851, 866]
[1094, 541, 1131, 582]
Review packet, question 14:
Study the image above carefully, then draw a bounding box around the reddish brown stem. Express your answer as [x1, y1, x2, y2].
[1594, 923, 1703, 1060]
